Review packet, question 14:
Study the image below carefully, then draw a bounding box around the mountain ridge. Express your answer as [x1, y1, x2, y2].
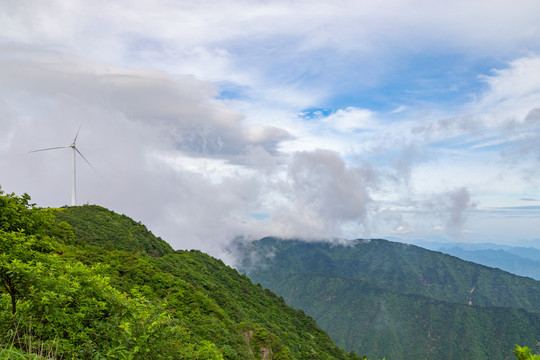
[236, 237, 540, 360]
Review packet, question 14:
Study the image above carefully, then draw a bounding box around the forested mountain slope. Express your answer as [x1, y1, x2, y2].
[236, 237, 540, 360]
[0, 188, 363, 360]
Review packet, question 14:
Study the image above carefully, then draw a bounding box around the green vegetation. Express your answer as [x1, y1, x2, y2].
[0, 187, 364, 359]
[514, 345, 540, 359]
[237, 237, 540, 360]
[53, 205, 174, 257]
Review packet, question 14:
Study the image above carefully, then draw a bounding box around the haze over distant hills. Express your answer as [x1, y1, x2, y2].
[403, 239, 540, 280]
[236, 237, 540, 360]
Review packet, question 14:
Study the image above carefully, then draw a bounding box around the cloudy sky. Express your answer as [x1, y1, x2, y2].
[1, 0, 540, 257]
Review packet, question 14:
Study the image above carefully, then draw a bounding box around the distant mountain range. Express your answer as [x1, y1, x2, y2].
[406, 239, 540, 280]
[235, 237, 540, 360]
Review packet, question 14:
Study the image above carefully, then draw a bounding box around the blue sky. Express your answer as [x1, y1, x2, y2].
[1, 0, 540, 257]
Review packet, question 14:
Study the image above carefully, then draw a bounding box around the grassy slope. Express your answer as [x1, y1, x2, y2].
[238, 237, 540, 360]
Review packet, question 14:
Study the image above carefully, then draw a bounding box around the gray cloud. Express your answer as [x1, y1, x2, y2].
[0, 49, 383, 256]
[2, 1, 540, 252]
[445, 187, 475, 237]
[525, 108, 540, 123]
[520, 109, 540, 162]
[0, 50, 294, 254]
[390, 144, 433, 188]
[498, 107, 540, 180]
[270, 149, 376, 239]
[0, 49, 291, 160]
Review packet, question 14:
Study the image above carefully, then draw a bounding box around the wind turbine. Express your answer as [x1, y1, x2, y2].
[30, 128, 97, 206]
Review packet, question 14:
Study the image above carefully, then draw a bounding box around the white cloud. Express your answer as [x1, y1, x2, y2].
[475, 55, 540, 123]
[322, 107, 378, 133]
[392, 225, 414, 235]
[1, 0, 540, 253]
[3, 0, 540, 110]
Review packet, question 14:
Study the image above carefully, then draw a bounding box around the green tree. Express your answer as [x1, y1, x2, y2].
[514, 345, 540, 360]
[0, 232, 195, 359]
[0, 187, 54, 236]
[0, 231, 56, 314]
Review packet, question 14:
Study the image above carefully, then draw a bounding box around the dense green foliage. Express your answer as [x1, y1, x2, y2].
[514, 345, 540, 359]
[237, 237, 540, 360]
[0, 187, 362, 359]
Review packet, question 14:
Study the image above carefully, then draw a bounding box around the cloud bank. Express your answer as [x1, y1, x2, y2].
[1, 0, 540, 257]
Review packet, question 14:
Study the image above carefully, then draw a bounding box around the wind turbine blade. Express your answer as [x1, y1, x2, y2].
[75, 147, 99, 175]
[73, 125, 81, 143]
[29, 146, 70, 153]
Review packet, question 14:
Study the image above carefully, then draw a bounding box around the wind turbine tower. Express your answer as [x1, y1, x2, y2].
[30, 128, 97, 206]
